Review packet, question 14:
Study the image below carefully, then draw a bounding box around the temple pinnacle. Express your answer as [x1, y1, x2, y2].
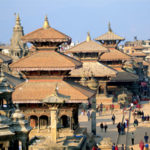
[108, 22, 112, 32]
[86, 32, 91, 42]
[15, 13, 21, 27]
[43, 15, 50, 29]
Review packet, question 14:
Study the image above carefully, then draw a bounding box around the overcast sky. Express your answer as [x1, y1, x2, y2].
[0, 0, 150, 44]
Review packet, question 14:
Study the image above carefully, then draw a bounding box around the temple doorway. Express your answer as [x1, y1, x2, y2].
[60, 115, 70, 128]
[30, 115, 38, 128]
[39, 115, 48, 129]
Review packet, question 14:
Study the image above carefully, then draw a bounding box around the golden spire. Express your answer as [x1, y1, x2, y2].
[86, 32, 91, 42]
[108, 22, 112, 32]
[15, 13, 21, 27]
[43, 15, 50, 29]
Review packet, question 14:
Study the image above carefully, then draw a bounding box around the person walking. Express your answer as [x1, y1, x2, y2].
[111, 114, 116, 125]
[117, 122, 121, 135]
[121, 144, 125, 150]
[139, 140, 144, 150]
[104, 123, 108, 132]
[100, 103, 103, 114]
[87, 110, 90, 121]
[131, 132, 134, 145]
[144, 132, 149, 143]
[115, 145, 119, 150]
[112, 143, 115, 150]
[100, 122, 103, 132]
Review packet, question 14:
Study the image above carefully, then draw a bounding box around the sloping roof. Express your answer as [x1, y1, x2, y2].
[0, 53, 12, 64]
[66, 40, 108, 53]
[4, 72, 25, 87]
[110, 70, 138, 82]
[21, 27, 71, 43]
[70, 61, 117, 77]
[130, 52, 146, 57]
[10, 51, 82, 71]
[100, 48, 131, 61]
[12, 79, 95, 103]
[95, 31, 125, 41]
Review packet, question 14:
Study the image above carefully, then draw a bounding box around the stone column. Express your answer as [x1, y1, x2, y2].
[91, 97, 96, 135]
[50, 107, 57, 143]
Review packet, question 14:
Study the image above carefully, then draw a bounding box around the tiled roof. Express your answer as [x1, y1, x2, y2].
[110, 69, 138, 82]
[66, 40, 108, 53]
[21, 27, 71, 43]
[70, 61, 117, 77]
[4, 72, 25, 87]
[10, 51, 82, 71]
[12, 79, 95, 103]
[100, 48, 131, 61]
[95, 31, 125, 41]
[130, 52, 146, 57]
[0, 53, 12, 64]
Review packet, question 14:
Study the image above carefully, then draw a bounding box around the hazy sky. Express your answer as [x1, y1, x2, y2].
[0, 0, 150, 44]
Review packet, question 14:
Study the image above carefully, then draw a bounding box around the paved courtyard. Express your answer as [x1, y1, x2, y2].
[79, 101, 150, 149]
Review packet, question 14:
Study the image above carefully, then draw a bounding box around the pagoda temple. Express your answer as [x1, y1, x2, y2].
[95, 22, 125, 49]
[95, 23, 139, 102]
[10, 16, 96, 149]
[66, 33, 118, 106]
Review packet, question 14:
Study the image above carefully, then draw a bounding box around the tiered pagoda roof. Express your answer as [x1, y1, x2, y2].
[21, 16, 71, 43]
[95, 30, 125, 41]
[11, 16, 95, 104]
[70, 61, 117, 77]
[100, 48, 131, 61]
[10, 50, 82, 71]
[12, 80, 95, 103]
[95, 23, 125, 41]
[66, 32, 108, 53]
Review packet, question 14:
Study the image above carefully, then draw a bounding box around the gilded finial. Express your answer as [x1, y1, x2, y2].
[86, 32, 91, 42]
[15, 13, 21, 26]
[43, 15, 50, 29]
[108, 22, 112, 32]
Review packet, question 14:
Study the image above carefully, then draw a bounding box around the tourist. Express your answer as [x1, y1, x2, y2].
[117, 122, 121, 135]
[145, 143, 149, 150]
[133, 119, 138, 127]
[115, 144, 119, 150]
[100, 103, 103, 114]
[144, 132, 149, 143]
[112, 143, 115, 150]
[120, 123, 125, 135]
[100, 122, 103, 132]
[139, 140, 144, 150]
[111, 114, 116, 125]
[121, 144, 125, 150]
[131, 132, 134, 145]
[130, 147, 134, 150]
[92, 144, 98, 150]
[104, 123, 108, 132]
[87, 110, 90, 121]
